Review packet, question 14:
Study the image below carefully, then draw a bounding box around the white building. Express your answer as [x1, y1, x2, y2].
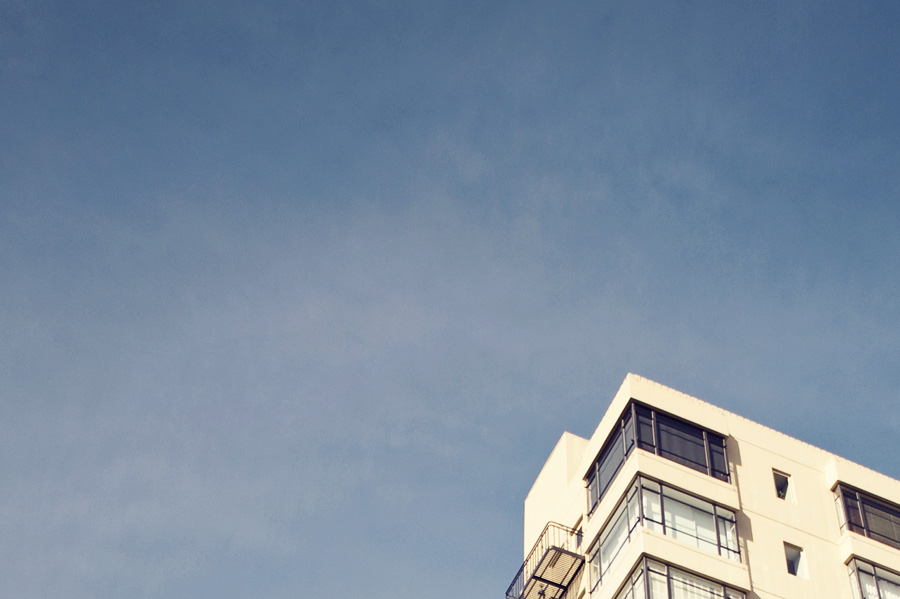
[506, 374, 900, 599]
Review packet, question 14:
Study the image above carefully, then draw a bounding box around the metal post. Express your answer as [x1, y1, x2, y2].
[713, 505, 722, 557]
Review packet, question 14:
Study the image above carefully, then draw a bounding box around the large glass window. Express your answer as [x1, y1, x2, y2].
[835, 484, 900, 551]
[586, 408, 635, 514]
[657, 416, 708, 473]
[588, 482, 641, 592]
[588, 476, 740, 591]
[849, 559, 900, 599]
[612, 558, 744, 599]
[586, 403, 730, 514]
[639, 408, 729, 482]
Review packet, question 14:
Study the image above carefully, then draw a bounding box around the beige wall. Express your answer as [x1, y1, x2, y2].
[517, 373, 900, 599]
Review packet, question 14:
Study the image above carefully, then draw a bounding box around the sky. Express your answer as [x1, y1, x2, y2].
[2, 1, 900, 597]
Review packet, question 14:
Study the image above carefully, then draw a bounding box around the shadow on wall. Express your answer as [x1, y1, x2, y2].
[727, 438, 762, 599]
[562, 565, 583, 599]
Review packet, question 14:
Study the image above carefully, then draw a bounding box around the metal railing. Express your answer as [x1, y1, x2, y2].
[506, 522, 580, 599]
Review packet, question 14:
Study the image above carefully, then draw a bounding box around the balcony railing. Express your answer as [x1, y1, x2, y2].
[506, 522, 584, 599]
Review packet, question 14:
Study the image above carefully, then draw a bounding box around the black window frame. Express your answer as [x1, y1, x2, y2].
[835, 483, 900, 551]
[585, 401, 730, 514]
[611, 555, 745, 599]
[848, 557, 900, 599]
[585, 407, 635, 515]
[587, 473, 741, 590]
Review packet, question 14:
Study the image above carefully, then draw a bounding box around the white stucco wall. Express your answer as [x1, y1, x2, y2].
[516, 373, 900, 599]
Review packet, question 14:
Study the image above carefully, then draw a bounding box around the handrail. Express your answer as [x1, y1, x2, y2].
[506, 522, 579, 599]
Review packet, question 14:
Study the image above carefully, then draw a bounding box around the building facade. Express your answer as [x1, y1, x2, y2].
[506, 374, 900, 599]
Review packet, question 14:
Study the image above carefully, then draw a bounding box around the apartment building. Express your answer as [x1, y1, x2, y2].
[505, 374, 900, 599]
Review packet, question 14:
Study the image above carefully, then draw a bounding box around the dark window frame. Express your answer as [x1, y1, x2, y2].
[611, 555, 745, 599]
[585, 406, 635, 514]
[848, 557, 900, 599]
[585, 401, 730, 514]
[835, 483, 900, 551]
[773, 470, 791, 501]
[587, 474, 741, 590]
[783, 542, 805, 577]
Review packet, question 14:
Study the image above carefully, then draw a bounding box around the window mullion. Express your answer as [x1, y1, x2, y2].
[666, 563, 674, 599]
[703, 429, 711, 476]
[659, 485, 667, 536]
[713, 504, 722, 557]
[858, 491, 872, 539]
[643, 556, 650, 599]
[853, 562, 865, 599]
[638, 476, 646, 530]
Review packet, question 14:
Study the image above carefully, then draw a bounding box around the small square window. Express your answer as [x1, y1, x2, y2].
[773, 470, 791, 500]
[784, 542, 806, 577]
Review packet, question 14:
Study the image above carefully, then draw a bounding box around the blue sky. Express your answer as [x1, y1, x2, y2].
[3, 1, 900, 597]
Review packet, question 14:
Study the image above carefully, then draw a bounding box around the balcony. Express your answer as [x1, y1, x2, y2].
[506, 522, 584, 599]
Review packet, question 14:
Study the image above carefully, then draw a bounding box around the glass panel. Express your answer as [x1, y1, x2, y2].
[657, 414, 708, 474]
[598, 429, 624, 497]
[623, 558, 743, 599]
[717, 514, 739, 560]
[670, 567, 723, 599]
[615, 562, 645, 599]
[586, 405, 642, 512]
[663, 486, 717, 553]
[588, 471, 599, 512]
[847, 560, 862, 599]
[637, 405, 655, 451]
[600, 500, 630, 576]
[663, 485, 711, 511]
[871, 564, 900, 599]
[642, 483, 663, 533]
[613, 584, 633, 599]
[879, 576, 900, 599]
[835, 490, 848, 532]
[859, 570, 879, 599]
[784, 543, 804, 577]
[646, 559, 667, 574]
[627, 482, 641, 533]
[709, 435, 729, 481]
[623, 409, 636, 455]
[632, 571, 645, 599]
[588, 539, 601, 590]
[863, 499, 900, 549]
[647, 570, 668, 599]
[843, 489, 866, 534]
[773, 471, 790, 499]
[642, 478, 661, 493]
[848, 560, 900, 599]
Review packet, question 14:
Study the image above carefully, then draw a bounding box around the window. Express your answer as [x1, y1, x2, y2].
[634, 404, 729, 481]
[588, 483, 641, 591]
[612, 557, 745, 599]
[586, 402, 730, 514]
[784, 543, 806, 578]
[657, 416, 708, 473]
[586, 408, 636, 513]
[848, 558, 900, 599]
[588, 476, 740, 591]
[835, 484, 900, 551]
[773, 471, 791, 501]
[573, 517, 584, 548]
[639, 477, 740, 561]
